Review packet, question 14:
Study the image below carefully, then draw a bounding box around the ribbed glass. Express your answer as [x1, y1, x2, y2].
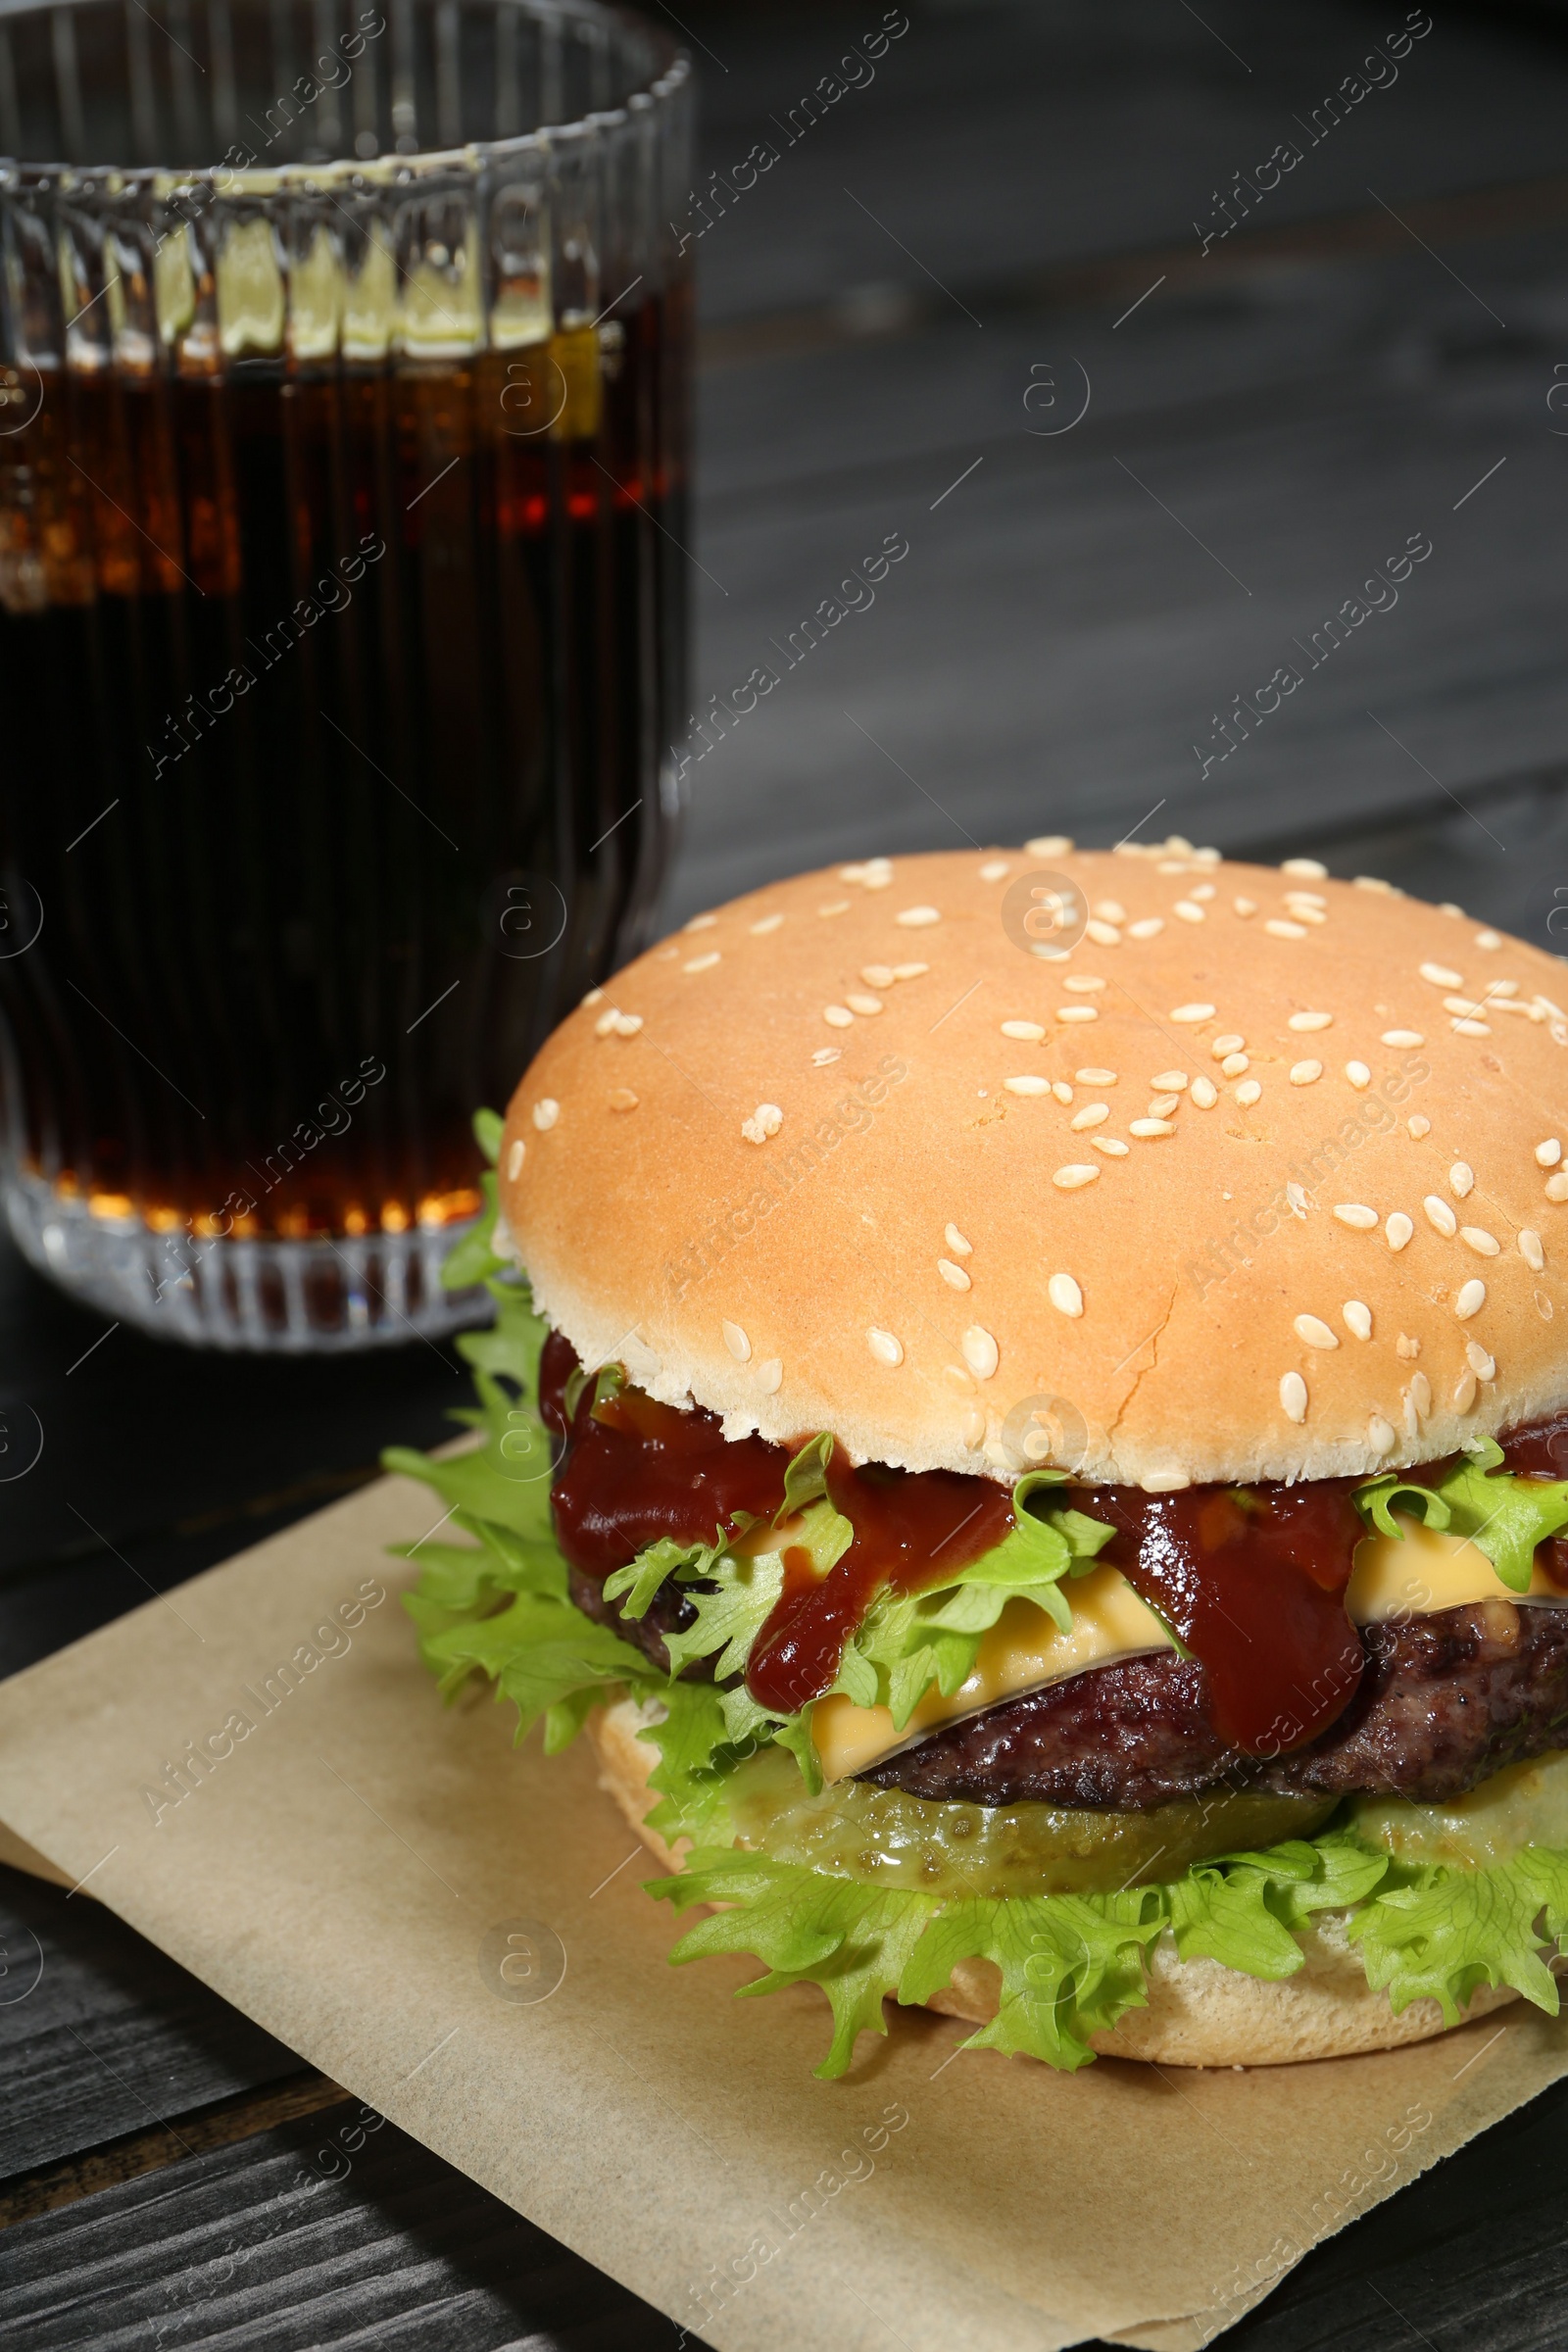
[0, 0, 691, 1348]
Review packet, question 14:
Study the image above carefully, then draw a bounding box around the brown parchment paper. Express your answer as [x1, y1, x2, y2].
[0, 1471, 1563, 2352]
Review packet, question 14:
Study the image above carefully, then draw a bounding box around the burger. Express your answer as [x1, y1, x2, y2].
[388, 843, 1568, 2075]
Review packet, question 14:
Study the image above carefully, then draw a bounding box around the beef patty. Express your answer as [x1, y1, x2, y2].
[858, 1600, 1568, 1810]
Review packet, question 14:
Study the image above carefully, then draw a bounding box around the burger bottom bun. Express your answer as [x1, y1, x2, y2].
[588, 1698, 1516, 2069]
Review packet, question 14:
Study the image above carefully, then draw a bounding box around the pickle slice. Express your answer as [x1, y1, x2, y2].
[722, 1745, 1337, 1899]
[1348, 1748, 1568, 1870]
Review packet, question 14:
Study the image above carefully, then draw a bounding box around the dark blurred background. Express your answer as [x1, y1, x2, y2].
[8, 7, 1568, 2345]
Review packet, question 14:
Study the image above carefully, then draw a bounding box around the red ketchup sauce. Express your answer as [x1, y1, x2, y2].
[539, 1331, 1565, 1751]
[1071, 1481, 1364, 1755]
[540, 1330, 790, 1575]
[743, 1455, 1016, 1717]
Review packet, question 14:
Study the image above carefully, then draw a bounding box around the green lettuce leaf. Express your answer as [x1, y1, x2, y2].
[1353, 1442, 1568, 1593]
[1348, 1840, 1568, 2021]
[648, 1846, 936, 2079]
[898, 1888, 1160, 2071]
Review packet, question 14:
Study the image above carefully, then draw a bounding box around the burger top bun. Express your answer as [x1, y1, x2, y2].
[502, 844, 1568, 1492]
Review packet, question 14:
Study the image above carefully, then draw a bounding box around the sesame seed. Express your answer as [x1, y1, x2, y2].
[1453, 1020, 1492, 1038]
[1052, 1080, 1075, 1104]
[866, 1328, 903, 1366]
[756, 1358, 783, 1394]
[611, 1011, 643, 1036]
[1409, 1371, 1433, 1419]
[1005, 1075, 1052, 1097]
[1289, 1010, 1333, 1032]
[608, 1088, 639, 1112]
[1071, 1102, 1110, 1130]
[1093, 900, 1128, 923]
[960, 1405, 986, 1446]
[962, 1326, 1000, 1379]
[1190, 1075, 1218, 1108]
[1171, 1003, 1216, 1023]
[685, 912, 718, 931]
[1285, 902, 1328, 925]
[750, 912, 786, 934]
[1521, 1229, 1545, 1272]
[1212, 1034, 1246, 1056]
[846, 993, 884, 1016]
[1423, 1195, 1457, 1237]
[1396, 1334, 1420, 1359]
[1449, 1161, 1475, 1198]
[938, 1257, 972, 1291]
[684, 951, 721, 974]
[582, 986, 605, 1006]
[1234, 1080, 1262, 1106]
[896, 906, 941, 928]
[1466, 1340, 1496, 1382]
[1221, 1052, 1250, 1077]
[1153, 1071, 1189, 1091]
[1077, 1067, 1117, 1084]
[1475, 929, 1502, 950]
[594, 1006, 621, 1037]
[1058, 1005, 1100, 1023]
[1280, 1371, 1308, 1424]
[1092, 1136, 1130, 1155]
[1460, 1226, 1499, 1257]
[861, 963, 897, 988]
[1455, 1279, 1487, 1320]
[978, 858, 1010, 882]
[892, 961, 930, 981]
[1546, 1172, 1568, 1203]
[1127, 916, 1164, 939]
[1295, 1313, 1339, 1349]
[1130, 1117, 1175, 1139]
[1266, 919, 1307, 940]
[507, 1139, 525, 1180]
[1148, 1094, 1181, 1118]
[1048, 1272, 1085, 1317]
[1285, 891, 1328, 910]
[1344, 1301, 1373, 1341]
[1233, 897, 1257, 917]
[1443, 998, 1485, 1018]
[1539, 1142, 1564, 1168]
[1054, 1163, 1101, 1189]
[741, 1102, 784, 1145]
[1287, 1183, 1308, 1212]
[1346, 1061, 1372, 1089]
[533, 1099, 561, 1133]
[818, 901, 851, 917]
[1368, 1414, 1397, 1454]
[1452, 1367, 1479, 1411]
[1085, 919, 1121, 947]
[722, 1319, 751, 1361]
[1026, 834, 1074, 857]
[1354, 876, 1393, 893]
[1062, 975, 1105, 993]
[1420, 962, 1462, 988]
[1174, 900, 1205, 923]
[1334, 1204, 1379, 1230]
[1283, 858, 1328, 878]
[1191, 882, 1216, 902]
[1408, 1115, 1431, 1139]
[1386, 1212, 1414, 1251]
[1381, 1029, 1423, 1048]
[945, 1223, 972, 1255]
[1290, 1060, 1324, 1086]
[823, 1004, 854, 1028]
[812, 1048, 842, 1066]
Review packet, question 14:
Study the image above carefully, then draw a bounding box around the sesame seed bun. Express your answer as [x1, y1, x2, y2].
[588, 1695, 1517, 2067]
[503, 845, 1568, 1491]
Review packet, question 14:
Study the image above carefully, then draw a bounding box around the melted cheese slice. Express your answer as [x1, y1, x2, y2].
[1346, 1516, 1566, 1621]
[810, 1520, 1568, 1783]
[811, 1567, 1174, 1783]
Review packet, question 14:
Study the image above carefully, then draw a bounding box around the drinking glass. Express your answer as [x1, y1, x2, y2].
[0, 0, 691, 1347]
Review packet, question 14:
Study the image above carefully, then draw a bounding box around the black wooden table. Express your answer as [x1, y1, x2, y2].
[6, 2, 1568, 2341]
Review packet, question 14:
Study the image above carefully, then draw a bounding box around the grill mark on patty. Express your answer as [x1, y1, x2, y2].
[858, 1601, 1568, 1810]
